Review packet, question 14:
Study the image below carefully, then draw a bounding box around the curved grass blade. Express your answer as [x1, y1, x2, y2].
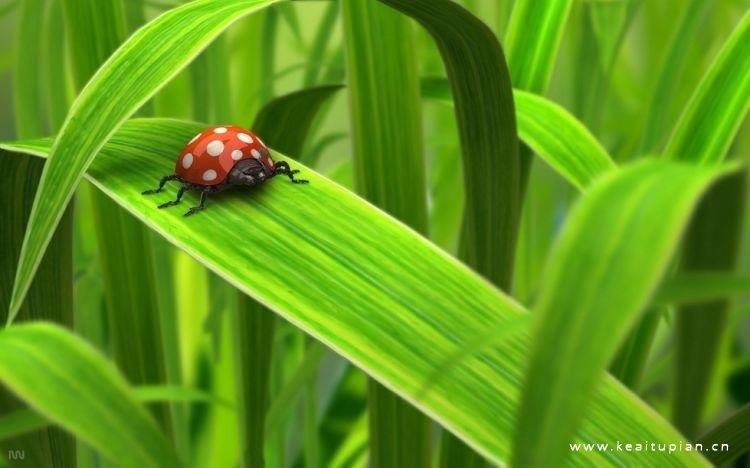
[252, 84, 343, 157]
[1, 119, 709, 466]
[379, 0, 519, 290]
[7, 0, 280, 325]
[0, 322, 182, 467]
[665, 10, 750, 164]
[514, 160, 732, 467]
[422, 78, 615, 190]
[697, 404, 750, 465]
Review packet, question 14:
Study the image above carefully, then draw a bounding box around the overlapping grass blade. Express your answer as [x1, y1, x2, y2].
[674, 171, 746, 437]
[655, 272, 750, 306]
[513, 159, 730, 467]
[63, 0, 171, 432]
[0, 155, 75, 468]
[0, 385, 232, 441]
[0, 322, 181, 467]
[252, 85, 343, 157]
[697, 404, 750, 465]
[0, 119, 709, 466]
[505, 0, 573, 185]
[421, 78, 615, 190]
[7, 0, 280, 324]
[665, 10, 750, 165]
[342, 1, 430, 465]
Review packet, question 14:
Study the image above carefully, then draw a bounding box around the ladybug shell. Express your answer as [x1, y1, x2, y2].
[175, 125, 275, 186]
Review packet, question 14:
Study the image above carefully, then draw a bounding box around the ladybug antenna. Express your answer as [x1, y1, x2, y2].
[274, 161, 309, 185]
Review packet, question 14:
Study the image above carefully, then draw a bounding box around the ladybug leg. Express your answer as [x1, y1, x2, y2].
[274, 161, 309, 184]
[158, 184, 190, 209]
[142, 173, 177, 195]
[184, 189, 210, 217]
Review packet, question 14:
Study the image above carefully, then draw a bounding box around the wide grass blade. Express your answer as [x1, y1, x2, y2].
[383, 0, 519, 291]
[12, 0, 46, 139]
[665, 10, 750, 165]
[513, 160, 731, 467]
[341, 1, 430, 465]
[7, 0, 280, 324]
[697, 404, 750, 465]
[0, 322, 181, 467]
[0, 119, 710, 465]
[422, 78, 615, 190]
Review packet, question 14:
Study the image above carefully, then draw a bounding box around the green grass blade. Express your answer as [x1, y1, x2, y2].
[697, 404, 750, 465]
[422, 78, 615, 190]
[341, 1, 430, 464]
[1, 119, 711, 466]
[0, 322, 181, 467]
[505, 0, 573, 94]
[302, 1, 339, 87]
[6, 0, 280, 325]
[12, 0, 46, 139]
[0, 385, 231, 442]
[43, 0, 69, 132]
[252, 85, 343, 157]
[674, 171, 746, 437]
[504, 0, 573, 185]
[384, 0, 519, 292]
[63, 0, 172, 432]
[0, 155, 75, 468]
[639, 0, 709, 153]
[513, 160, 731, 467]
[665, 10, 750, 164]
[655, 272, 750, 306]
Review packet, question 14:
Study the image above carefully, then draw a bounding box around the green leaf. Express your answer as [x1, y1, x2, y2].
[697, 404, 750, 465]
[251, 84, 343, 157]
[1, 119, 709, 466]
[6, 0, 280, 325]
[514, 159, 730, 467]
[655, 272, 750, 306]
[505, 0, 574, 94]
[342, 1, 431, 464]
[0, 322, 181, 467]
[421, 78, 615, 190]
[665, 10, 750, 164]
[0, 385, 230, 443]
[13, 0, 46, 138]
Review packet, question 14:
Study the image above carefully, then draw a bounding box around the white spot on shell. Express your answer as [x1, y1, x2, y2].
[251, 149, 262, 159]
[182, 153, 194, 169]
[238, 133, 253, 144]
[206, 140, 224, 156]
[231, 149, 243, 160]
[214, 127, 228, 134]
[202, 169, 218, 181]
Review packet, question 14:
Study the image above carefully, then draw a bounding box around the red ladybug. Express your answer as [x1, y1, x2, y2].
[143, 125, 307, 216]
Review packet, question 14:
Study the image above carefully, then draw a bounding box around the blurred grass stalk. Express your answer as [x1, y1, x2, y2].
[341, 1, 431, 466]
[0, 0, 75, 466]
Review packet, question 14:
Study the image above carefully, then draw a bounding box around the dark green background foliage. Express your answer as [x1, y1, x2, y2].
[0, 0, 748, 467]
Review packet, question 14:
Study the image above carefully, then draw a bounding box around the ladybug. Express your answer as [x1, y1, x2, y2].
[143, 125, 307, 216]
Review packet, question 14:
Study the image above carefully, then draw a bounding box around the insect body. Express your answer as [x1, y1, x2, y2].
[143, 125, 307, 216]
